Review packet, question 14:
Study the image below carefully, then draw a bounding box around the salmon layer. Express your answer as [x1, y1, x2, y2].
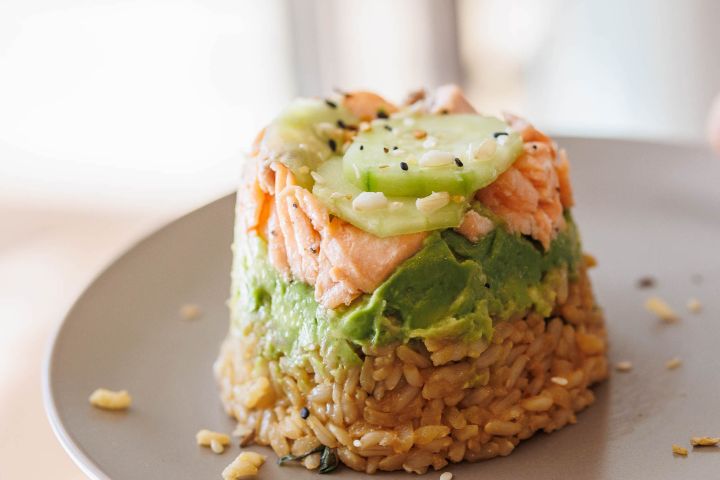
[238, 87, 574, 309]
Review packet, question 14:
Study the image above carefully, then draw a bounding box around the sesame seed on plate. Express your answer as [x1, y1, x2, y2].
[687, 298, 702, 313]
[665, 357, 682, 370]
[180, 304, 201, 320]
[645, 297, 679, 323]
[400, 162, 409, 171]
[615, 361, 633, 372]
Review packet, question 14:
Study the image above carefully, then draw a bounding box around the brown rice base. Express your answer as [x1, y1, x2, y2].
[214, 266, 608, 474]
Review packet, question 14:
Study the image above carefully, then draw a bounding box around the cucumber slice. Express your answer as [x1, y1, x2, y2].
[343, 114, 523, 197]
[313, 157, 467, 237]
[261, 98, 359, 188]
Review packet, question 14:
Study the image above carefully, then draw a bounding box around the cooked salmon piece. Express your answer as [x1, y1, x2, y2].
[240, 161, 426, 309]
[476, 114, 573, 250]
[455, 210, 495, 243]
[342, 91, 398, 121]
[427, 84, 477, 114]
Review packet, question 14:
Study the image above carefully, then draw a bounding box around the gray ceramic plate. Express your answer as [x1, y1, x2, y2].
[44, 138, 720, 479]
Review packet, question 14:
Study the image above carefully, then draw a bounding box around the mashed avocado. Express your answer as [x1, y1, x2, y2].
[230, 209, 582, 366]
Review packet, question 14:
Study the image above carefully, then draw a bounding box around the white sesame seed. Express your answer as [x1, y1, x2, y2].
[390, 149, 405, 157]
[473, 139, 497, 160]
[403, 117, 416, 127]
[352, 192, 388, 211]
[422, 136, 438, 148]
[496, 134, 508, 145]
[439, 472, 453, 480]
[352, 439, 362, 448]
[310, 171, 325, 184]
[419, 150, 454, 167]
[416, 192, 450, 215]
[615, 361, 633, 372]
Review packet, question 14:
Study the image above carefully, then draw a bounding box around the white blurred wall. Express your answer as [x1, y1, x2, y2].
[458, 0, 720, 141]
[0, 0, 294, 215]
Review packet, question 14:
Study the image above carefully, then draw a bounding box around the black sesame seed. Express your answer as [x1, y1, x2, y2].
[400, 162, 409, 171]
[309, 246, 317, 254]
[440, 109, 449, 115]
[454, 157, 463, 167]
[336, 119, 346, 129]
[493, 132, 509, 138]
[325, 99, 337, 109]
[377, 109, 389, 119]
[393, 146, 398, 150]
[292, 203, 298, 209]
[359, 145, 364, 151]
[328, 138, 337, 151]
[300, 407, 310, 419]
[383, 125, 392, 132]
[383, 147, 389, 153]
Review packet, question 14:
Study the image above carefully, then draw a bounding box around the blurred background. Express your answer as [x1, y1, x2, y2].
[1, 0, 719, 477]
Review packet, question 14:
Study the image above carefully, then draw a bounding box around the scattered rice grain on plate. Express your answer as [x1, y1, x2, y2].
[665, 357, 682, 370]
[644, 297, 679, 323]
[615, 361, 633, 372]
[88, 388, 132, 410]
[691, 436, 720, 447]
[196, 429, 231, 450]
[582, 253, 598, 268]
[211, 439, 225, 454]
[180, 303, 202, 320]
[672, 445, 688, 456]
[222, 451, 266, 480]
[550, 376, 568, 386]
[686, 298, 702, 313]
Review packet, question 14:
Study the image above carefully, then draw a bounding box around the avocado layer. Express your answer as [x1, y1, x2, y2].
[229, 205, 582, 367]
